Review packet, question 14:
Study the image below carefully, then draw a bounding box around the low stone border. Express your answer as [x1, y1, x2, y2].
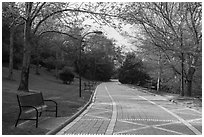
[46, 85, 98, 135]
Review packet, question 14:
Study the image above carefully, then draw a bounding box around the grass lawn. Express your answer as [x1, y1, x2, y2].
[2, 66, 93, 135]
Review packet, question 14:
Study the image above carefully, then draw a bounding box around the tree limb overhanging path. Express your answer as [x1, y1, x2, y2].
[57, 81, 202, 135]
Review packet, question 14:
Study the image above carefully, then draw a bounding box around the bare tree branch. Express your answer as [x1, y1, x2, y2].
[31, 2, 46, 22]
[38, 30, 78, 40]
[33, 8, 118, 34]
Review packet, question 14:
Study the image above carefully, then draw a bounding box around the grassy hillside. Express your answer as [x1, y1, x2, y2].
[2, 66, 92, 135]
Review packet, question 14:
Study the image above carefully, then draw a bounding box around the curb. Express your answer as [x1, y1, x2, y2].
[46, 85, 98, 135]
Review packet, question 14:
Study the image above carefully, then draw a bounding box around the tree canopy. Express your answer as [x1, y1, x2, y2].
[2, 2, 202, 97]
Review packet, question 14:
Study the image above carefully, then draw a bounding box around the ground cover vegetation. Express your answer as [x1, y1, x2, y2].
[2, 66, 92, 134]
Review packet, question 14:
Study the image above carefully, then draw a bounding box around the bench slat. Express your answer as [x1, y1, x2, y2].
[24, 105, 48, 113]
[18, 93, 44, 107]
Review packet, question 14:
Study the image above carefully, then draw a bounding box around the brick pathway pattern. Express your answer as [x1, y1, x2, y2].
[57, 82, 202, 135]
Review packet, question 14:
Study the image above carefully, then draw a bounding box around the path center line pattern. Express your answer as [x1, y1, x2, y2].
[105, 85, 117, 135]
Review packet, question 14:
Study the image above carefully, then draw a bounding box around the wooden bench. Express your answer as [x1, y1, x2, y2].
[15, 92, 57, 128]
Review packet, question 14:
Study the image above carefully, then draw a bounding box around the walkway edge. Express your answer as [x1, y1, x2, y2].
[46, 84, 99, 135]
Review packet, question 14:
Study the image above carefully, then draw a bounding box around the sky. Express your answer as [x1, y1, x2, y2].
[102, 25, 136, 51]
[82, 17, 137, 52]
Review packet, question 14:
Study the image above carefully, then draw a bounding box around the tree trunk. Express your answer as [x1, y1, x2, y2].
[8, 27, 15, 80]
[186, 80, 192, 97]
[18, 3, 32, 91]
[35, 54, 40, 75]
[157, 72, 161, 92]
[18, 65, 30, 91]
[157, 51, 162, 92]
[18, 31, 32, 91]
[186, 67, 196, 97]
[180, 53, 185, 96]
[35, 43, 40, 75]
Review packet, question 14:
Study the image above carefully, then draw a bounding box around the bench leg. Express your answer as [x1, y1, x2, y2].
[55, 106, 58, 117]
[39, 112, 42, 117]
[15, 111, 22, 127]
[15, 109, 40, 128]
[36, 111, 38, 128]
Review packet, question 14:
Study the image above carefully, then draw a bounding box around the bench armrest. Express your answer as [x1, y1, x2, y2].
[44, 100, 58, 117]
[44, 100, 57, 106]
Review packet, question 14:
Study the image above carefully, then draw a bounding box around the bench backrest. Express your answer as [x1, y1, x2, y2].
[17, 92, 44, 109]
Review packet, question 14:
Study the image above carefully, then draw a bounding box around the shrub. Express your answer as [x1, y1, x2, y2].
[59, 67, 75, 84]
[43, 57, 56, 71]
[118, 53, 150, 86]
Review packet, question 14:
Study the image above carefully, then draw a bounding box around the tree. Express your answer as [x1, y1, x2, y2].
[118, 52, 150, 85]
[2, 2, 23, 80]
[18, 2, 34, 91]
[119, 2, 202, 96]
[75, 34, 116, 81]
[14, 2, 122, 91]
[14, 2, 93, 91]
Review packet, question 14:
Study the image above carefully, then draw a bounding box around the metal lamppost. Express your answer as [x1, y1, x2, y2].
[78, 31, 103, 97]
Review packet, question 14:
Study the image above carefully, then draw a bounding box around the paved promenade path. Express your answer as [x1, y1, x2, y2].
[57, 81, 202, 135]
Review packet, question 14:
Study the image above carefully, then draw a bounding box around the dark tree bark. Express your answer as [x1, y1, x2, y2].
[34, 38, 40, 75]
[180, 54, 185, 96]
[35, 52, 40, 75]
[8, 27, 15, 80]
[186, 67, 196, 96]
[18, 3, 32, 91]
[35, 54, 40, 75]
[156, 51, 162, 92]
